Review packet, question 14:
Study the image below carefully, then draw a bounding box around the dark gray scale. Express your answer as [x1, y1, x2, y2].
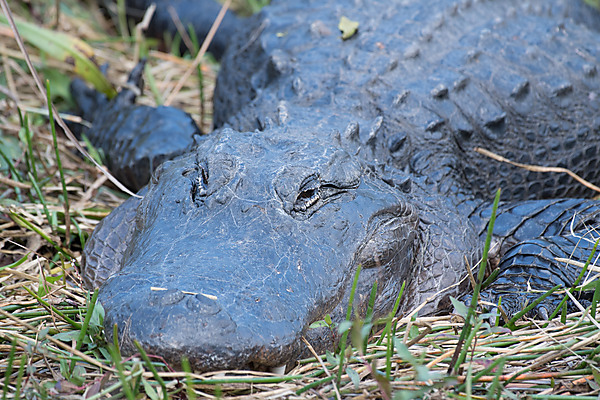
[469, 198, 600, 318]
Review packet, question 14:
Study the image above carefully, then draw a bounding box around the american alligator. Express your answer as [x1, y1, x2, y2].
[76, 0, 600, 371]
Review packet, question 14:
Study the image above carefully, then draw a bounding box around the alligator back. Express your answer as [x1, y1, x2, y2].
[215, 0, 600, 202]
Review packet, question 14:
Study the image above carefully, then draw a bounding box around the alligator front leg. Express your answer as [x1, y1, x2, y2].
[481, 235, 597, 319]
[471, 198, 600, 320]
[70, 61, 201, 191]
[122, 0, 240, 59]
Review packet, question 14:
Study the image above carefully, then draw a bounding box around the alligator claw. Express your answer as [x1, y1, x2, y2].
[536, 305, 549, 321]
[460, 287, 561, 323]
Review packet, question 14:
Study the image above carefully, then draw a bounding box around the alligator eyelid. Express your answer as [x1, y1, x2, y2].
[181, 167, 194, 177]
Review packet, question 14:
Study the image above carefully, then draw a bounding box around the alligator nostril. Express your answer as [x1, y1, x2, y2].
[148, 289, 185, 306]
[186, 293, 222, 315]
[181, 167, 195, 177]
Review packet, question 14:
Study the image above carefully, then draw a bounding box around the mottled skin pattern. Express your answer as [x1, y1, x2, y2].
[79, 0, 600, 370]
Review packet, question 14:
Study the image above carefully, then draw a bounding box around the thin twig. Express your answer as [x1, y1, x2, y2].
[165, 0, 231, 106]
[475, 147, 600, 193]
[301, 336, 341, 400]
[0, 307, 116, 372]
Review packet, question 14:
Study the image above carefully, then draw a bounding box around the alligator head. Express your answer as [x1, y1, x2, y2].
[97, 126, 419, 370]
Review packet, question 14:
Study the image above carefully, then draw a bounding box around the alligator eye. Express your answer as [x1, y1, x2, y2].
[188, 164, 210, 204]
[294, 187, 320, 212]
[199, 167, 209, 191]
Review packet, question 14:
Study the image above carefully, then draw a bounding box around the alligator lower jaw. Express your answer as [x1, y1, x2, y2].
[113, 333, 307, 372]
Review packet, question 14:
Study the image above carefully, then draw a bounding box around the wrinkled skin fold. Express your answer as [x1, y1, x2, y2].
[79, 0, 600, 371]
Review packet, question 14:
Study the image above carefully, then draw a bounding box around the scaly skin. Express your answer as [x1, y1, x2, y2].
[79, 0, 600, 371]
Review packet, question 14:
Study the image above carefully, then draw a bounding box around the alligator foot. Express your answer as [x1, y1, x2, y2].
[69, 61, 201, 191]
[471, 235, 597, 321]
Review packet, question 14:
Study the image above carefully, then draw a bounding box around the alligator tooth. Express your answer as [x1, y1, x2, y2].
[277, 101, 289, 125]
[270, 365, 286, 375]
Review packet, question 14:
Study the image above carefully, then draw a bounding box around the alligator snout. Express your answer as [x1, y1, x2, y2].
[101, 253, 336, 370]
[102, 275, 301, 370]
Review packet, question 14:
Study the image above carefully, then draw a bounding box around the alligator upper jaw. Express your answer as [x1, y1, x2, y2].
[98, 267, 348, 371]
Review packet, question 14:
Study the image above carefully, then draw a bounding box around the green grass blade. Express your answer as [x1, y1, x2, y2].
[108, 344, 136, 400]
[181, 357, 197, 400]
[69, 289, 99, 374]
[46, 80, 72, 246]
[508, 285, 562, 328]
[13, 354, 27, 400]
[592, 276, 600, 319]
[0, 144, 26, 203]
[23, 286, 82, 330]
[385, 320, 397, 381]
[0, 15, 116, 98]
[449, 188, 501, 375]
[133, 340, 168, 400]
[22, 114, 38, 184]
[376, 280, 405, 346]
[27, 172, 53, 231]
[0, 253, 29, 272]
[80, 134, 104, 166]
[2, 340, 17, 400]
[295, 375, 335, 395]
[116, 0, 128, 38]
[336, 265, 362, 386]
[144, 64, 164, 105]
[9, 212, 73, 258]
[113, 323, 121, 356]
